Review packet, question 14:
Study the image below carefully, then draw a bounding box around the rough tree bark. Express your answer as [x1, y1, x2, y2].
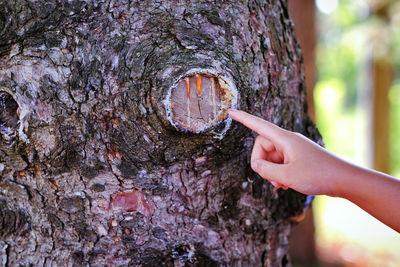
[0, 0, 321, 266]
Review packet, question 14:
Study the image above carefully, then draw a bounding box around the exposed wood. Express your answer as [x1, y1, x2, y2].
[167, 72, 235, 134]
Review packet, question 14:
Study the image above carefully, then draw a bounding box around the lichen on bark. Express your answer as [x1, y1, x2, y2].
[0, 0, 321, 266]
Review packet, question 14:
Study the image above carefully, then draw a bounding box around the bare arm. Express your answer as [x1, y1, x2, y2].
[229, 109, 400, 233]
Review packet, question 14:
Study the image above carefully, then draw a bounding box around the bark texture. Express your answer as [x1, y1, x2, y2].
[0, 0, 321, 266]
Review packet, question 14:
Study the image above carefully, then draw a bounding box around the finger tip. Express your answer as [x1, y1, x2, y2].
[227, 108, 238, 117]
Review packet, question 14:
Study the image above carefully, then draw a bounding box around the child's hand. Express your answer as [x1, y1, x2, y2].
[228, 109, 346, 196]
[229, 109, 400, 232]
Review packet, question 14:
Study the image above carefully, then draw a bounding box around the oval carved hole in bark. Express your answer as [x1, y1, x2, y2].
[0, 91, 19, 135]
[165, 70, 237, 136]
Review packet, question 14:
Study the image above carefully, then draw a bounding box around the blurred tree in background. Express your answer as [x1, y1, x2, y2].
[314, 0, 400, 174]
[312, 0, 400, 266]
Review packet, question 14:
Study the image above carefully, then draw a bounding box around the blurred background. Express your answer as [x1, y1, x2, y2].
[287, 0, 400, 266]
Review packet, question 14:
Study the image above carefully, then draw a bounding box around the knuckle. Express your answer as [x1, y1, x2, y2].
[293, 132, 306, 139]
[254, 135, 263, 143]
[286, 131, 304, 146]
[290, 131, 303, 139]
[280, 128, 296, 141]
[255, 135, 268, 145]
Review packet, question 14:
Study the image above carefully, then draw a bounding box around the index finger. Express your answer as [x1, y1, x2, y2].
[228, 109, 287, 142]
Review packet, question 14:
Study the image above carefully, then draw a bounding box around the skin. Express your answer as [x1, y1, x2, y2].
[228, 109, 400, 233]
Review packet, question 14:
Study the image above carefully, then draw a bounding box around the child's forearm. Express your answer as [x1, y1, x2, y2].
[335, 163, 400, 232]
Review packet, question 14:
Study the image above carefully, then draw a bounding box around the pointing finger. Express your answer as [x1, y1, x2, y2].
[228, 109, 288, 144]
[251, 158, 286, 183]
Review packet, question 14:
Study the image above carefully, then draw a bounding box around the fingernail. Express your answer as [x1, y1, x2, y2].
[251, 161, 258, 171]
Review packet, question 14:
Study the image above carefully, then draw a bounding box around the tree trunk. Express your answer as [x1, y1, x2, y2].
[287, 0, 317, 264]
[0, 0, 321, 266]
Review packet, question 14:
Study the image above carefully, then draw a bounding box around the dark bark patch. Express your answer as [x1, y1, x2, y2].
[0, 199, 31, 238]
[206, 214, 219, 227]
[194, 243, 220, 267]
[151, 184, 169, 197]
[88, 249, 108, 263]
[90, 183, 105, 192]
[47, 213, 64, 229]
[0, 4, 13, 49]
[69, 61, 89, 94]
[218, 185, 241, 220]
[151, 227, 167, 241]
[0, 91, 19, 135]
[118, 159, 139, 178]
[122, 236, 138, 251]
[74, 223, 98, 242]
[59, 196, 84, 214]
[44, 31, 63, 48]
[195, 253, 219, 267]
[81, 163, 105, 179]
[261, 250, 267, 265]
[202, 10, 225, 27]
[72, 250, 84, 265]
[141, 247, 174, 267]
[171, 245, 195, 265]
[252, 176, 265, 199]
[282, 254, 289, 266]
[65, 145, 83, 168]
[1, 209, 15, 237]
[278, 189, 309, 220]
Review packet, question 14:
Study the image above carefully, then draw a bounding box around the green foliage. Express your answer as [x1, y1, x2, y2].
[315, 0, 367, 160]
[315, 0, 400, 172]
[389, 81, 400, 176]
